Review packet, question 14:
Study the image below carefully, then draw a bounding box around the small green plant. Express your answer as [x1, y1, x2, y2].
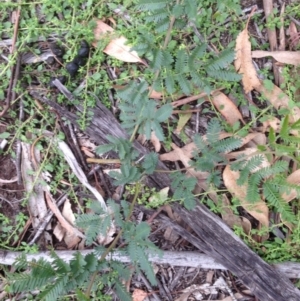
[7, 186, 159, 301]
[0, 213, 29, 250]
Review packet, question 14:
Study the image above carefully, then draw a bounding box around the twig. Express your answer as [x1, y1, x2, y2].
[16, 96, 24, 184]
[97, 168, 112, 198]
[0, 196, 14, 208]
[158, 273, 173, 301]
[189, 21, 216, 53]
[28, 190, 72, 245]
[171, 88, 224, 108]
[139, 271, 162, 301]
[0, 176, 18, 184]
[68, 123, 89, 171]
[0, 7, 21, 117]
[45, 192, 85, 239]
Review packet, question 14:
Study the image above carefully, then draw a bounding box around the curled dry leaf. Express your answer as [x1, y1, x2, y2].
[151, 131, 161, 152]
[252, 50, 300, 66]
[160, 133, 232, 163]
[132, 289, 148, 301]
[261, 116, 281, 132]
[221, 194, 251, 235]
[282, 169, 300, 203]
[161, 132, 265, 164]
[211, 91, 243, 125]
[288, 21, 299, 49]
[235, 25, 261, 93]
[160, 143, 193, 166]
[93, 20, 146, 65]
[148, 88, 163, 99]
[223, 165, 269, 230]
[235, 16, 300, 122]
[174, 111, 192, 134]
[255, 83, 300, 122]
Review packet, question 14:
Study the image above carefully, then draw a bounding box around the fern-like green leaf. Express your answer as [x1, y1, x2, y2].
[151, 49, 164, 70]
[206, 49, 235, 70]
[165, 72, 176, 94]
[263, 181, 294, 222]
[206, 119, 222, 144]
[136, 246, 157, 285]
[144, 10, 169, 22]
[206, 69, 242, 81]
[10, 259, 55, 293]
[111, 163, 141, 185]
[84, 253, 98, 273]
[183, 196, 196, 209]
[214, 137, 242, 153]
[175, 49, 188, 73]
[142, 152, 159, 174]
[114, 280, 132, 301]
[246, 173, 261, 202]
[110, 261, 131, 281]
[137, 0, 168, 10]
[135, 222, 151, 240]
[38, 275, 68, 301]
[155, 18, 171, 33]
[175, 74, 192, 95]
[188, 44, 206, 70]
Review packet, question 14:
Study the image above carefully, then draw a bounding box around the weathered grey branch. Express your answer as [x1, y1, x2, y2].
[1, 249, 300, 279]
[168, 205, 300, 301]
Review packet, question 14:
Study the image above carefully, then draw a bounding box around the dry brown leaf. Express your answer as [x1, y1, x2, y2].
[81, 147, 95, 158]
[235, 25, 261, 93]
[149, 88, 163, 99]
[252, 50, 300, 66]
[255, 82, 300, 122]
[93, 20, 145, 64]
[288, 21, 299, 49]
[261, 116, 281, 132]
[160, 133, 232, 163]
[62, 199, 81, 248]
[279, 3, 286, 51]
[132, 289, 148, 301]
[160, 143, 194, 166]
[164, 226, 179, 243]
[211, 91, 243, 125]
[223, 165, 269, 229]
[53, 223, 65, 241]
[282, 169, 300, 202]
[174, 111, 192, 134]
[221, 195, 251, 235]
[150, 131, 161, 152]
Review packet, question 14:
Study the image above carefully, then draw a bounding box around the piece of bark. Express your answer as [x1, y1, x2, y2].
[165, 204, 300, 301]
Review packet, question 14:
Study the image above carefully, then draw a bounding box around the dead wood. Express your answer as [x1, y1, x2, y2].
[30, 91, 300, 301]
[2, 249, 300, 279]
[163, 205, 300, 301]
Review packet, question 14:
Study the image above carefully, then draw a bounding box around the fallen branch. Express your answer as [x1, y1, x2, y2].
[1, 249, 300, 279]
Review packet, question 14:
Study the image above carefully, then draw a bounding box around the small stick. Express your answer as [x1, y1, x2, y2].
[0, 7, 21, 117]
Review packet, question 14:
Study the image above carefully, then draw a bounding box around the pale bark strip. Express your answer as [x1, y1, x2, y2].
[1, 249, 300, 279]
